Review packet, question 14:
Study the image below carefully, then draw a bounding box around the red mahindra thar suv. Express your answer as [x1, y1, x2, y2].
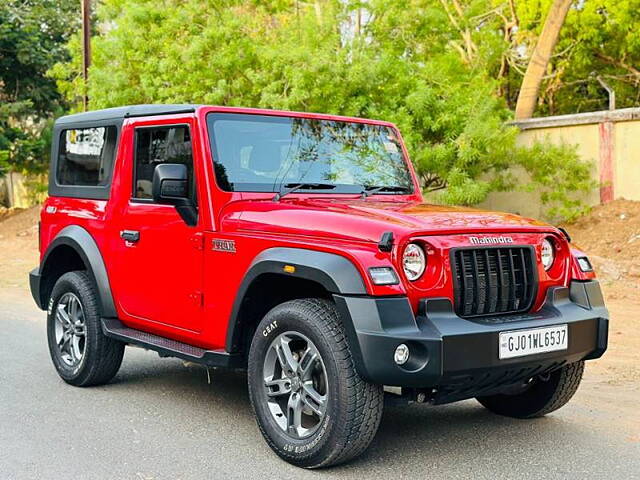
[30, 104, 608, 468]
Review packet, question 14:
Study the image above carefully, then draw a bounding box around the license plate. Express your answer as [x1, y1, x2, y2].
[499, 324, 568, 359]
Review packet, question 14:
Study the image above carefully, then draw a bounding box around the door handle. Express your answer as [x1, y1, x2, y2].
[120, 230, 140, 242]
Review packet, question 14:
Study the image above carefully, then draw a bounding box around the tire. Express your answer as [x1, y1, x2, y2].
[247, 298, 384, 468]
[47, 271, 125, 387]
[476, 361, 585, 419]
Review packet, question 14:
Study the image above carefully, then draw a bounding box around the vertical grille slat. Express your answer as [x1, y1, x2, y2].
[507, 249, 517, 311]
[485, 250, 499, 313]
[472, 250, 486, 315]
[497, 249, 509, 311]
[519, 249, 530, 308]
[452, 247, 536, 318]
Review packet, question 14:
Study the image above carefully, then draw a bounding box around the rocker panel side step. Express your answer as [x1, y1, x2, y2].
[101, 318, 245, 369]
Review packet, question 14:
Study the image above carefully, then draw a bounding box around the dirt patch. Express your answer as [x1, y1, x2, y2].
[567, 203, 640, 394]
[0, 206, 40, 289]
[562, 199, 640, 282]
[0, 206, 25, 222]
[0, 205, 40, 237]
[563, 199, 640, 261]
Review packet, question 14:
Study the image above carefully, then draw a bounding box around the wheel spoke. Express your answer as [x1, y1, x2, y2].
[59, 332, 71, 352]
[68, 297, 78, 321]
[74, 323, 86, 337]
[56, 304, 71, 328]
[264, 377, 292, 397]
[301, 382, 326, 416]
[298, 347, 318, 379]
[276, 337, 298, 376]
[286, 393, 303, 435]
[70, 335, 82, 363]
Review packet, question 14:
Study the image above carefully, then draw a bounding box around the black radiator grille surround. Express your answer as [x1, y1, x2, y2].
[451, 246, 537, 318]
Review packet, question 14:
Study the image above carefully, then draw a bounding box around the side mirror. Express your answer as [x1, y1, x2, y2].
[151, 163, 197, 226]
[152, 163, 189, 203]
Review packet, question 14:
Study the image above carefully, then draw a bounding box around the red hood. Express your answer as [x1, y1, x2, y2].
[224, 197, 556, 243]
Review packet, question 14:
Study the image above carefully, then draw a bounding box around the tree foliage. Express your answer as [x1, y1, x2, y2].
[49, 0, 603, 220]
[0, 0, 78, 176]
[537, 0, 640, 114]
[482, 0, 640, 114]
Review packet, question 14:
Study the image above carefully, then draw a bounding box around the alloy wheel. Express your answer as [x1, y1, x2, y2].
[262, 331, 328, 439]
[54, 292, 86, 367]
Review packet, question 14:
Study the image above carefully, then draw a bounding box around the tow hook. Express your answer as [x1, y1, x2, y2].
[383, 387, 434, 406]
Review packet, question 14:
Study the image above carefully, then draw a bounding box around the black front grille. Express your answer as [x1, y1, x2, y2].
[451, 247, 537, 318]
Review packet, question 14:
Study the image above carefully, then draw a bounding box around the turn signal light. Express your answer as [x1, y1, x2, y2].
[369, 267, 399, 285]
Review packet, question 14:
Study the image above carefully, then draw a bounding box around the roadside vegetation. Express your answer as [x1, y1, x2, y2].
[2, 0, 640, 220]
[0, 1, 77, 177]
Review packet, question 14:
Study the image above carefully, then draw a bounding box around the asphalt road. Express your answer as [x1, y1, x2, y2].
[1, 288, 639, 480]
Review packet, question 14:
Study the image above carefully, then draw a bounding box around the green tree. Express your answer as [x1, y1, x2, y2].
[535, 0, 640, 114]
[52, 0, 595, 220]
[490, 0, 640, 115]
[398, 0, 640, 115]
[0, 0, 78, 176]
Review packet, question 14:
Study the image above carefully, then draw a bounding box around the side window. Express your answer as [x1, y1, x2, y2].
[57, 126, 117, 186]
[133, 125, 195, 200]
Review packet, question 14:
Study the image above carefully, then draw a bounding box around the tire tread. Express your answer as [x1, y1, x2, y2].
[249, 298, 384, 468]
[477, 361, 584, 419]
[48, 271, 124, 387]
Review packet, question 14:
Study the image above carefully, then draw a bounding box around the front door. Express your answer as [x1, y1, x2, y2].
[112, 121, 203, 333]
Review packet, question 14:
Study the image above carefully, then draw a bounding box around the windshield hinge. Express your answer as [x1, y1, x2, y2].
[378, 231, 394, 252]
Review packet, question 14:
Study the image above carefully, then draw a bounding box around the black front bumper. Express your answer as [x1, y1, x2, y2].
[334, 280, 608, 404]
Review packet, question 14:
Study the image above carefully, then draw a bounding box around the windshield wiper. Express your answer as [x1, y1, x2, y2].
[361, 185, 411, 198]
[273, 183, 336, 201]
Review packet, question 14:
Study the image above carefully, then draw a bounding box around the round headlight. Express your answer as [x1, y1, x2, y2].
[402, 243, 426, 281]
[541, 238, 555, 270]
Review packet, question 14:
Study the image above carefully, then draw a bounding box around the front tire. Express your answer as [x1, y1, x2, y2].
[247, 298, 384, 468]
[47, 271, 125, 387]
[476, 361, 585, 419]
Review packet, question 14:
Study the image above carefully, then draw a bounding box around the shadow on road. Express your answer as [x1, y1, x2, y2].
[95, 350, 636, 478]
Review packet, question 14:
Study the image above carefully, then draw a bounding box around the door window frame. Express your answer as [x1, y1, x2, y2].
[131, 122, 197, 205]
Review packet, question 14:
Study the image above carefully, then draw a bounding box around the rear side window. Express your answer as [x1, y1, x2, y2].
[133, 125, 195, 200]
[57, 126, 118, 186]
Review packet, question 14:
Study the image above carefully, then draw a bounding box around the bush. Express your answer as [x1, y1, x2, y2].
[50, 0, 594, 221]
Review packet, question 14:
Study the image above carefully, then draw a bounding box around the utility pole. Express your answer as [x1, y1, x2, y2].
[81, 0, 91, 111]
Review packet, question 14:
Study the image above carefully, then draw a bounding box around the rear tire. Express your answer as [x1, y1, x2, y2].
[247, 298, 384, 468]
[47, 271, 125, 387]
[476, 361, 585, 419]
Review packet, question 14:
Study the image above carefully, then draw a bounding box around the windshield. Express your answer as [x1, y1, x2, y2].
[207, 113, 414, 194]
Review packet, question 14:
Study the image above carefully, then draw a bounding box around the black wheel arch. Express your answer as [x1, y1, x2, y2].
[225, 247, 367, 354]
[36, 225, 117, 318]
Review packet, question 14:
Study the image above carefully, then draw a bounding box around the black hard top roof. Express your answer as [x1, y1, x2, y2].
[55, 104, 199, 125]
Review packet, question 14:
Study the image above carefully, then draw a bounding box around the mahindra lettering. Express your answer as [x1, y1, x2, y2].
[30, 105, 609, 468]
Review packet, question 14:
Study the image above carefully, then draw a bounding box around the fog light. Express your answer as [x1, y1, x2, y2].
[577, 257, 593, 272]
[394, 344, 410, 365]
